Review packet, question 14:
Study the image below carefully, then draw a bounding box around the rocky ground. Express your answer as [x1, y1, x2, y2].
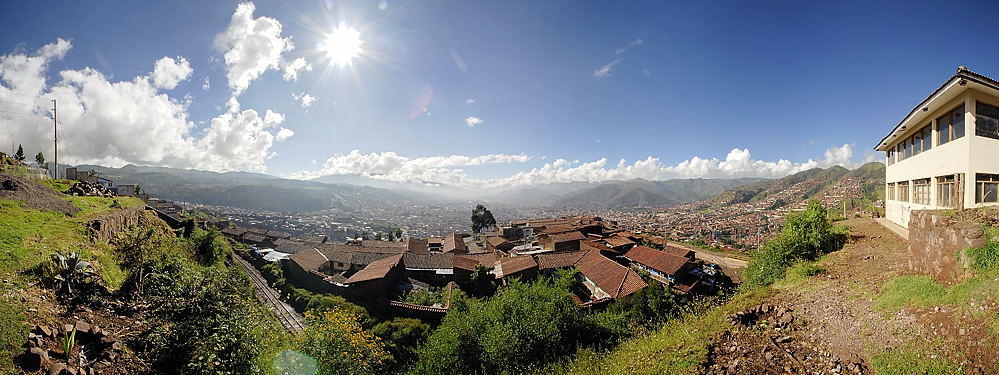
[0, 174, 79, 215]
[701, 218, 998, 374]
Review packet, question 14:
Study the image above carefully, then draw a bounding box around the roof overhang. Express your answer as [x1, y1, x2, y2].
[875, 68, 999, 151]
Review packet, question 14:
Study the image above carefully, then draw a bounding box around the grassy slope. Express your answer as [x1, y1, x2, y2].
[0, 180, 144, 374]
[550, 218, 997, 375]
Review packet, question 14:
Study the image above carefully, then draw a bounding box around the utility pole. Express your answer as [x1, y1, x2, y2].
[52, 99, 58, 179]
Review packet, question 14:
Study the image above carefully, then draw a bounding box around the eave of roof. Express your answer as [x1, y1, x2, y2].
[875, 67, 999, 151]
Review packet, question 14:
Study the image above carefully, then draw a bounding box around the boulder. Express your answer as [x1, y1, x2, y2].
[24, 346, 49, 371]
[48, 363, 66, 375]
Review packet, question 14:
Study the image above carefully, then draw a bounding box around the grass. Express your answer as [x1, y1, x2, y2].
[543, 289, 772, 375]
[870, 344, 959, 375]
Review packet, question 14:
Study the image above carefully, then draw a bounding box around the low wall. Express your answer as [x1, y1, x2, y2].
[907, 210, 988, 284]
[87, 206, 150, 243]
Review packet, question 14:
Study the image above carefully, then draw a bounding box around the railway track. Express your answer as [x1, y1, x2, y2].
[232, 255, 306, 333]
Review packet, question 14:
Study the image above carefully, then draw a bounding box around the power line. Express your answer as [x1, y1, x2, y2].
[0, 109, 41, 117]
[0, 98, 37, 107]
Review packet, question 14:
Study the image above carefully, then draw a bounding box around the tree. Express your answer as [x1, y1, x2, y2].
[35, 152, 45, 169]
[374, 232, 383, 241]
[386, 231, 395, 241]
[371, 318, 431, 372]
[470, 204, 497, 233]
[394, 228, 403, 241]
[14, 144, 24, 161]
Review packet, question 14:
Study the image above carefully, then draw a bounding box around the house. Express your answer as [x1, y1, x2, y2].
[602, 236, 636, 253]
[116, 184, 138, 197]
[534, 248, 647, 304]
[65, 167, 116, 190]
[623, 245, 695, 286]
[539, 230, 585, 252]
[407, 238, 429, 254]
[344, 254, 405, 298]
[485, 236, 515, 253]
[442, 233, 467, 254]
[495, 256, 539, 281]
[662, 245, 696, 261]
[877, 67, 999, 227]
[402, 253, 454, 285]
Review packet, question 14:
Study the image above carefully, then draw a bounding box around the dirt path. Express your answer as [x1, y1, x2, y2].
[775, 218, 918, 363]
[232, 255, 305, 333]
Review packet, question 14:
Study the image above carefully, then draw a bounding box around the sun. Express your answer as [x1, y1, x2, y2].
[320, 25, 363, 67]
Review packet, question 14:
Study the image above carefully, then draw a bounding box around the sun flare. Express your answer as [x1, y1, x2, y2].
[320, 25, 362, 67]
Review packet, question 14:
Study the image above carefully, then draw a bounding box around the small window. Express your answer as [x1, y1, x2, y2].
[922, 124, 932, 151]
[938, 105, 965, 145]
[913, 179, 930, 205]
[887, 182, 895, 200]
[976, 173, 999, 203]
[937, 175, 957, 208]
[897, 181, 910, 202]
[912, 133, 922, 156]
[976, 101, 999, 139]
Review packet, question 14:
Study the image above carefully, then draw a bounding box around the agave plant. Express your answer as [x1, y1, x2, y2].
[51, 252, 96, 296]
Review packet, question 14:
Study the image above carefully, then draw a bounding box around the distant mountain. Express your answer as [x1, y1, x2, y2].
[75, 164, 424, 213]
[549, 177, 767, 209]
[706, 162, 885, 208]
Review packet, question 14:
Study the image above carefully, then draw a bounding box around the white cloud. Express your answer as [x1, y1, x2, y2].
[282, 57, 312, 81]
[275, 127, 294, 141]
[213, 2, 293, 95]
[615, 38, 643, 55]
[151, 56, 193, 90]
[289, 150, 532, 185]
[593, 59, 619, 79]
[292, 92, 318, 108]
[464, 116, 483, 127]
[465, 98, 476, 104]
[202, 76, 211, 91]
[291, 145, 862, 188]
[0, 39, 290, 173]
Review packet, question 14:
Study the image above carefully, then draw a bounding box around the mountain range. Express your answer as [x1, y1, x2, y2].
[69, 162, 885, 213]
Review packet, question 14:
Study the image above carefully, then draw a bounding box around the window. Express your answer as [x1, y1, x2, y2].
[912, 132, 922, 156]
[903, 138, 911, 158]
[937, 175, 957, 208]
[976, 173, 999, 203]
[937, 105, 965, 145]
[897, 181, 909, 202]
[922, 124, 933, 151]
[976, 101, 999, 139]
[913, 179, 930, 205]
[887, 150, 894, 165]
[887, 183, 895, 200]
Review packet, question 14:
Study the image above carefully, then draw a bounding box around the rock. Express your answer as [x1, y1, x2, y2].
[35, 325, 53, 338]
[89, 325, 102, 337]
[73, 321, 91, 334]
[779, 312, 794, 325]
[63, 324, 75, 334]
[48, 363, 66, 375]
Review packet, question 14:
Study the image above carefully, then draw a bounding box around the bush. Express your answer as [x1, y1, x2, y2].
[299, 308, 389, 375]
[743, 200, 847, 289]
[409, 270, 587, 374]
[370, 318, 431, 373]
[966, 240, 999, 273]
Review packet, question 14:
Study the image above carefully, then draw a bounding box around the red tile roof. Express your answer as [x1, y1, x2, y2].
[624, 246, 690, 276]
[345, 254, 403, 284]
[662, 245, 695, 259]
[407, 238, 429, 254]
[575, 250, 646, 299]
[442, 233, 467, 254]
[497, 256, 538, 277]
[604, 236, 635, 248]
[549, 231, 585, 243]
[535, 251, 587, 270]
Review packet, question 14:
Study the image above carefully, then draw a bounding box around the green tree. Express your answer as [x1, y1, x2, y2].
[462, 264, 498, 297]
[470, 204, 497, 233]
[13, 144, 24, 161]
[394, 228, 403, 240]
[34, 152, 45, 169]
[300, 308, 389, 375]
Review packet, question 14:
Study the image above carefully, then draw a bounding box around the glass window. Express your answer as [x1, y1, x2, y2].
[938, 115, 951, 145]
[937, 176, 956, 208]
[887, 183, 895, 200]
[913, 133, 922, 156]
[953, 105, 965, 140]
[976, 101, 999, 139]
[976, 173, 999, 203]
[913, 179, 930, 205]
[898, 181, 909, 202]
[922, 125, 932, 151]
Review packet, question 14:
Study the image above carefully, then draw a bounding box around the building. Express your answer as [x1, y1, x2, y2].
[65, 167, 116, 190]
[878, 67, 999, 227]
[622, 245, 695, 286]
[539, 230, 585, 252]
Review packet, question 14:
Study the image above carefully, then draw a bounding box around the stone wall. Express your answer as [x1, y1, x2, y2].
[87, 206, 151, 243]
[907, 210, 988, 284]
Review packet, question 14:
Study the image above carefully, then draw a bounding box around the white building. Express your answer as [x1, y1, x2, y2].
[877, 67, 999, 227]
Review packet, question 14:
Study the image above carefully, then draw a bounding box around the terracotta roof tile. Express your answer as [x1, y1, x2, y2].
[535, 251, 587, 270]
[345, 254, 403, 283]
[624, 246, 691, 276]
[497, 256, 538, 277]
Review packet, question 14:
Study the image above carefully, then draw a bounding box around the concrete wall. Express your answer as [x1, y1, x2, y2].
[907, 210, 988, 284]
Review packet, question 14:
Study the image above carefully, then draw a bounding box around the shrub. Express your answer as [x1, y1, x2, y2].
[370, 318, 431, 373]
[409, 270, 586, 374]
[299, 308, 389, 375]
[966, 240, 999, 273]
[743, 200, 847, 289]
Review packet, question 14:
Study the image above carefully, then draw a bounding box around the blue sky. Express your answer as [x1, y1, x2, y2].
[2, 0, 998, 187]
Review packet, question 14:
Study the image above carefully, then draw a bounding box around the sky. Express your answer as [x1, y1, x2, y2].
[3, 0, 999, 188]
